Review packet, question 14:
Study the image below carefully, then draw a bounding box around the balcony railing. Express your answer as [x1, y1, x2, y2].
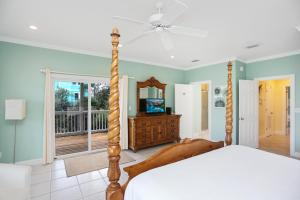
[55, 110, 109, 137]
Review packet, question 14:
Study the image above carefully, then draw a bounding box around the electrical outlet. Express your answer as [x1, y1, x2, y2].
[129, 106, 131, 111]
[0, 152, 2, 159]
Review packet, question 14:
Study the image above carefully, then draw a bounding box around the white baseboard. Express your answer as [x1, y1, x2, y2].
[16, 158, 43, 166]
[293, 152, 300, 158]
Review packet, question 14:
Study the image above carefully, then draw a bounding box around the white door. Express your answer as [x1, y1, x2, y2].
[239, 80, 259, 148]
[175, 84, 194, 139]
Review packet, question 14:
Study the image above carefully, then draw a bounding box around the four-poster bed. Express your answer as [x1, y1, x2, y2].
[106, 28, 300, 200]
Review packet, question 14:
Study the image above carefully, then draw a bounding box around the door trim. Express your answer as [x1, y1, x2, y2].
[254, 74, 295, 157]
[190, 80, 212, 140]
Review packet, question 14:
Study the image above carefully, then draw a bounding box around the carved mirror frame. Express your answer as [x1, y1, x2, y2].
[136, 76, 166, 115]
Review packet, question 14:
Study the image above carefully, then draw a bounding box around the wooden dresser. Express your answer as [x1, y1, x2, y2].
[128, 114, 181, 152]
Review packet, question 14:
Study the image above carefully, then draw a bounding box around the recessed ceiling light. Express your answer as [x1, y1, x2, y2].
[170, 55, 175, 59]
[29, 25, 38, 30]
[296, 26, 300, 32]
[118, 44, 123, 48]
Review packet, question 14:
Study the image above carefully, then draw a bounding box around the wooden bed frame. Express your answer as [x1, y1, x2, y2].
[106, 28, 233, 200]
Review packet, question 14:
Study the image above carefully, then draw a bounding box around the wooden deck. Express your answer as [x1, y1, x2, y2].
[55, 132, 108, 156]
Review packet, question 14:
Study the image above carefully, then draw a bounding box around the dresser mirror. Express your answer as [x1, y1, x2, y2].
[139, 87, 163, 99]
[136, 77, 166, 115]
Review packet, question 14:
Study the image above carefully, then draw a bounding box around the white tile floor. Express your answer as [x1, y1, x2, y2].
[30, 145, 170, 200]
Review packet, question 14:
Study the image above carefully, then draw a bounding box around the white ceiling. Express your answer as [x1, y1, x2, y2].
[0, 0, 300, 69]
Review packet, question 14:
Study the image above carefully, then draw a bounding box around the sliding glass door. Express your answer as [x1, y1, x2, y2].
[91, 82, 109, 150]
[53, 75, 109, 157]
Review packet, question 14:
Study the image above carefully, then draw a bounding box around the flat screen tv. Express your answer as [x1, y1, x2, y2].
[146, 98, 165, 114]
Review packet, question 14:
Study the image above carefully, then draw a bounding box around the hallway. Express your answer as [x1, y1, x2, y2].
[259, 134, 290, 156]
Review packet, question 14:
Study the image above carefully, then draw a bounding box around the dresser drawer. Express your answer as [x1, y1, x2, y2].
[136, 120, 151, 128]
[128, 115, 181, 152]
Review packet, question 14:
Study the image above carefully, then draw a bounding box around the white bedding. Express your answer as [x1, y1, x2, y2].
[125, 145, 300, 200]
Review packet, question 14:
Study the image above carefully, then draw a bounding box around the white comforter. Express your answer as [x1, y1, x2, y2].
[125, 145, 300, 200]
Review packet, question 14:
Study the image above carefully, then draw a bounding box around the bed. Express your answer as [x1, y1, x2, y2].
[105, 28, 300, 200]
[125, 145, 300, 200]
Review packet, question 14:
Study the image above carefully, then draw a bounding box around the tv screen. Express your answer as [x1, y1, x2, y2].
[146, 98, 165, 114]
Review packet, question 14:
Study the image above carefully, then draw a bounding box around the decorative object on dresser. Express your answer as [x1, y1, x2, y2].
[128, 114, 181, 152]
[166, 107, 172, 115]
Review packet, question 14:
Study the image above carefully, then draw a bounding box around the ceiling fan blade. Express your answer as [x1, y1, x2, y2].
[159, 31, 174, 51]
[161, 0, 188, 25]
[168, 26, 208, 38]
[123, 30, 156, 46]
[112, 16, 146, 25]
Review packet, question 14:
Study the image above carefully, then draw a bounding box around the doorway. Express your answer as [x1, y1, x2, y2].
[258, 79, 290, 156]
[175, 81, 211, 140]
[200, 83, 209, 139]
[53, 74, 110, 158]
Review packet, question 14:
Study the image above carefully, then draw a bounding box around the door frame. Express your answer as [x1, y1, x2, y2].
[51, 73, 110, 159]
[190, 80, 212, 140]
[254, 74, 295, 157]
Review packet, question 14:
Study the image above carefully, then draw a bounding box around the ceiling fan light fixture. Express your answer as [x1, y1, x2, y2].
[149, 13, 164, 24]
[155, 27, 163, 32]
[170, 55, 175, 59]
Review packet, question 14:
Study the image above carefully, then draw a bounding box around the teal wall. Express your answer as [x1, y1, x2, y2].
[0, 42, 184, 163]
[1, 40, 299, 163]
[246, 54, 300, 152]
[184, 55, 300, 151]
[184, 62, 238, 144]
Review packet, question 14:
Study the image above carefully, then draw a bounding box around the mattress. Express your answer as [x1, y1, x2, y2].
[125, 145, 300, 200]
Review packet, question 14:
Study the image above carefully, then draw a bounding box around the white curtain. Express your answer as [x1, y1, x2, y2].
[43, 69, 54, 164]
[119, 75, 129, 149]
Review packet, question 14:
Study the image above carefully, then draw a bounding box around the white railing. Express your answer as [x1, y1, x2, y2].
[55, 110, 109, 137]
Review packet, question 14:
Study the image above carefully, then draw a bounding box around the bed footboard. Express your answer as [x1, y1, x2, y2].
[122, 139, 224, 191]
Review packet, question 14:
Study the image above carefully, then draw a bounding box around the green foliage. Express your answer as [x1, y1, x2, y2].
[55, 84, 110, 112]
[55, 87, 71, 111]
[91, 85, 110, 110]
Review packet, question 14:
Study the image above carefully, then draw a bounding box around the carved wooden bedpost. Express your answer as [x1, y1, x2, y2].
[225, 61, 233, 146]
[106, 28, 124, 200]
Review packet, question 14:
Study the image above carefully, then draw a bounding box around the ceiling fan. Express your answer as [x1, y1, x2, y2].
[113, 0, 208, 51]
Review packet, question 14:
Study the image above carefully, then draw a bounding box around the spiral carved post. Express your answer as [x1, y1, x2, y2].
[225, 61, 233, 146]
[106, 28, 124, 200]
